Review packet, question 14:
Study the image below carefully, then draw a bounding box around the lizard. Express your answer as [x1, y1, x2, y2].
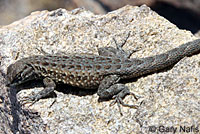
[6, 33, 200, 115]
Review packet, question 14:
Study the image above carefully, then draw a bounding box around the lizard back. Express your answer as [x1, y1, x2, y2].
[7, 39, 200, 89]
[23, 55, 133, 89]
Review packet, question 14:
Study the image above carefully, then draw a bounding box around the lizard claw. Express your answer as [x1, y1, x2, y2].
[19, 95, 38, 107]
[110, 91, 139, 116]
[20, 93, 57, 108]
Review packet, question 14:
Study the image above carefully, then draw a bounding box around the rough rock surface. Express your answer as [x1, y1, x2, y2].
[0, 64, 47, 133]
[0, 5, 199, 134]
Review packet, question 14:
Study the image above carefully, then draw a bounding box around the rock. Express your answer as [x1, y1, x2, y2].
[0, 71, 47, 133]
[0, 0, 106, 25]
[0, 5, 199, 134]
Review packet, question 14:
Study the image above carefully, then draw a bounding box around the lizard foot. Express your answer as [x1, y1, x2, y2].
[20, 92, 57, 108]
[110, 91, 139, 116]
[20, 95, 39, 107]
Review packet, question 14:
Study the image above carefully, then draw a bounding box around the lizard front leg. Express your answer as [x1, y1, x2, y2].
[21, 77, 56, 106]
[97, 75, 138, 115]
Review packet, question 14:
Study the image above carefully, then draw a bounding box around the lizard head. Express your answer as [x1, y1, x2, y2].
[6, 60, 34, 87]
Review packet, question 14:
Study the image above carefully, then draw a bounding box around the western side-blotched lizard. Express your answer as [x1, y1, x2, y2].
[6, 33, 200, 115]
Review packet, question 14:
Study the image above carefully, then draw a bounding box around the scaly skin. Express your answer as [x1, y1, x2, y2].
[6, 36, 200, 115]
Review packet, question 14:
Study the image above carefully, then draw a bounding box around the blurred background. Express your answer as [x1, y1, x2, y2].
[0, 0, 200, 34]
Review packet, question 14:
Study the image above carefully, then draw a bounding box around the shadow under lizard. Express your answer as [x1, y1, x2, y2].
[6, 33, 200, 115]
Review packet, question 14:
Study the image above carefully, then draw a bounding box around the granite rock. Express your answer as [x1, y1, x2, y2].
[0, 5, 199, 134]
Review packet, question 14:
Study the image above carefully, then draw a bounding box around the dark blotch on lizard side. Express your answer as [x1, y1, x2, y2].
[61, 64, 66, 68]
[104, 65, 111, 70]
[95, 65, 101, 70]
[42, 62, 49, 66]
[67, 65, 74, 70]
[76, 65, 82, 70]
[35, 60, 40, 65]
[51, 62, 57, 67]
[115, 64, 121, 69]
[114, 59, 121, 63]
[85, 65, 92, 70]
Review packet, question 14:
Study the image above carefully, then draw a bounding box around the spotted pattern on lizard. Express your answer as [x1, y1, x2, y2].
[6, 33, 200, 115]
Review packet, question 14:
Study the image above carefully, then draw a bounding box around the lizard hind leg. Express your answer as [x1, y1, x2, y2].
[97, 75, 138, 115]
[109, 84, 138, 115]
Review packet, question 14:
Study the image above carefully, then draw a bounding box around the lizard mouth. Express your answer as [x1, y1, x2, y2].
[7, 70, 38, 87]
[6, 73, 24, 87]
